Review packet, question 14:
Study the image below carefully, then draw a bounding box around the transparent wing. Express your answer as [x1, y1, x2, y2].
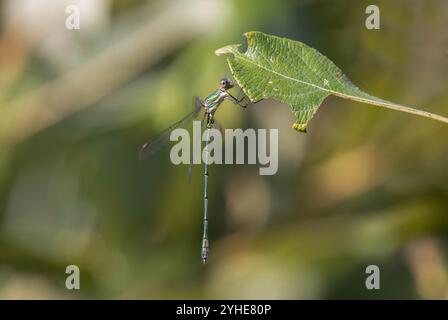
[139, 97, 203, 160]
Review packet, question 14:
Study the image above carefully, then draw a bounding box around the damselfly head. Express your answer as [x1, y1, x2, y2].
[220, 77, 234, 90]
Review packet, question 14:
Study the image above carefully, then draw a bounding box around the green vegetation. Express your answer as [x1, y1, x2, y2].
[0, 0, 447, 299]
[217, 31, 448, 132]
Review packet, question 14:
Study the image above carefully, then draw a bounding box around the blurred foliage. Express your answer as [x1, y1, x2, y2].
[0, 0, 447, 299]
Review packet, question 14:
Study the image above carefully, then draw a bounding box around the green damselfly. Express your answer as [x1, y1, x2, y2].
[139, 78, 248, 263]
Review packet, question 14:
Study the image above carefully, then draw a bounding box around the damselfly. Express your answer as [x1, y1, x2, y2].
[139, 78, 248, 263]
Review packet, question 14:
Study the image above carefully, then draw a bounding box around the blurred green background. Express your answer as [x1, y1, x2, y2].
[0, 0, 447, 299]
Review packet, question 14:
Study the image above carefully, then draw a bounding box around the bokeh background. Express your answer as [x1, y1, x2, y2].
[0, 0, 447, 299]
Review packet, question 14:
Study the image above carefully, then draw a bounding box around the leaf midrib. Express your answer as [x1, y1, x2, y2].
[234, 52, 420, 112]
[235, 52, 336, 96]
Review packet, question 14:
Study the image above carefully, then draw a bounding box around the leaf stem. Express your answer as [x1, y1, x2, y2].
[333, 92, 448, 124]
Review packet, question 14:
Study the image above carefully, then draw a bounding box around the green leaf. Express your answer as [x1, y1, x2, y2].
[216, 31, 448, 132]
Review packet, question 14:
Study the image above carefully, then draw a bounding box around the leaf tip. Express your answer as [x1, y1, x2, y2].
[215, 44, 240, 56]
[292, 123, 307, 133]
